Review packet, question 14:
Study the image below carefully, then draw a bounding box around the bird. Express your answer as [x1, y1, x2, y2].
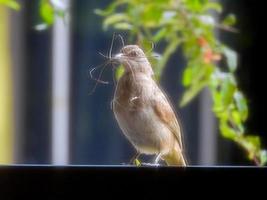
[112, 45, 186, 166]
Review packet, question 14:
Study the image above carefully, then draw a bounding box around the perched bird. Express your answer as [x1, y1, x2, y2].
[112, 45, 186, 166]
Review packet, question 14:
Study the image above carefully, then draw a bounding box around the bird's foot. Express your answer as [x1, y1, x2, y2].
[141, 163, 161, 167]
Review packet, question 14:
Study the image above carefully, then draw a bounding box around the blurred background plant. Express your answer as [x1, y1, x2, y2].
[95, 0, 267, 166]
[35, 0, 68, 30]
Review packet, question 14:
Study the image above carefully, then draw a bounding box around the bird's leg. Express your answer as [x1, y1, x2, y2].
[129, 152, 141, 165]
[141, 153, 162, 167]
[154, 153, 162, 165]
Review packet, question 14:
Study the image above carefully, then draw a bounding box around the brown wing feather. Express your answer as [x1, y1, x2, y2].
[152, 95, 183, 150]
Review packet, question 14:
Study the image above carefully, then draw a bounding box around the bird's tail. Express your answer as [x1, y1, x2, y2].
[163, 142, 187, 166]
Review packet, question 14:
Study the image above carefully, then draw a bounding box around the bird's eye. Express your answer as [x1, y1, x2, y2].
[128, 51, 138, 57]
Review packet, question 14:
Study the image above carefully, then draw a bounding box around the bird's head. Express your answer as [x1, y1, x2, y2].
[113, 45, 154, 76]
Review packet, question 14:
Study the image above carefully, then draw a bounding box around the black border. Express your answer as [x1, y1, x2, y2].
[1, 165, 266, 198]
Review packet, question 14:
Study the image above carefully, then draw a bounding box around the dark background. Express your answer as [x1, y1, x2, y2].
[220, 0, 267, 164]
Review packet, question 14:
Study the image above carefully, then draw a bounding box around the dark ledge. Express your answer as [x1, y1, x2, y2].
[1, 165, 266, 197]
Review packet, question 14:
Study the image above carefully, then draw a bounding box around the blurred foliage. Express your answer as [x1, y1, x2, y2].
[0, 0, 68, 30]
[0, 0, 20, 10]
[96, 0, 267, 166]
[35, 0, 68, 31]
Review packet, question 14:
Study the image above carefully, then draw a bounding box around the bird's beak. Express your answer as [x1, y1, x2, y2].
[113, 53, 124, 62]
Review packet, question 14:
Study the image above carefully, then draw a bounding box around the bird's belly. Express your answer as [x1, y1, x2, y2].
[114, 105, 172, 155]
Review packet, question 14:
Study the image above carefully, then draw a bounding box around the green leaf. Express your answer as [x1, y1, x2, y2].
[94, 0, 127, 16]
[103, 13, 129, 30]
[231, 110, 242, 126]
[153, 28, 167, 42]
[209, 70, 221, 89]
[222, 14, 236, 26]
[212, 91, 224, 114]
[40, 0, 55, 25]
[94, 9, 106, 16]
[223, 46, 238, 72]
[230, 110, 245, 134]
[236, 124, 245, 135]
[210, 72, 224, 113]
[154, 0, 170, 4]
[220, 120, 237, 139]
[259, 150, 267, 166]
[221, 74, 236, 107]
[113, 22, 132, 30]
[243, 135, 261, 151]
[234, 91, 248, 121]
[180, 80, 208, 107]
[182, 67, 193, 87]
[0, 0, 20, 10]
[115, 65, 125, 80]
[185, 0, 206, 12]
[181, 63, 213, 106]
[203, 2, 222, 13]
[142, 4, 163, 28]
[244, 136, 260, 149]
[211, 71, 236, 108]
